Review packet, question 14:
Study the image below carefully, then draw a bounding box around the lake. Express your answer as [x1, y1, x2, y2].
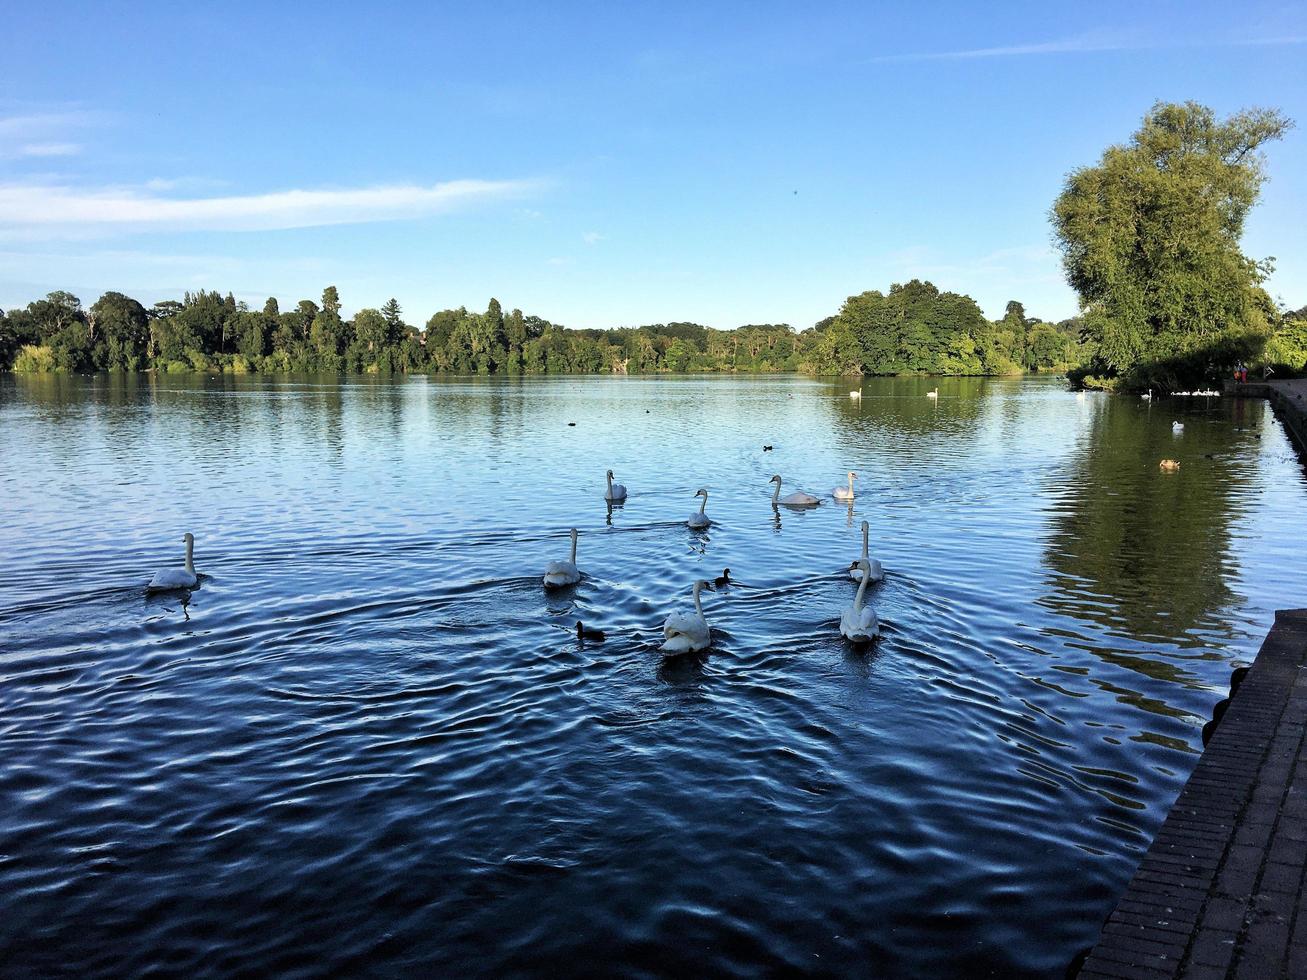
[1, 372, 1304, 977]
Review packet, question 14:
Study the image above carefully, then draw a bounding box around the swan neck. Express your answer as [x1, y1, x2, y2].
[861, 522, 869, 558]
[699, 491, 708, 514]
[606, 472, 612, 491]
[693, 582, 703, 617]
[570, 529, 577, 563]
[854, 569, 869, 612]
[184, 537, 194, 573]
[771, 480, 779, 503]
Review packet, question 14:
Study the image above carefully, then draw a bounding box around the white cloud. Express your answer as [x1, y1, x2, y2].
[582, 231, 605, 245]
[546, 256, 574, 266]
[16, 142, 81, 157]
[0, 110, 102, 138]
[870, 31, 1307, 63]
[0, 178, 546, 234]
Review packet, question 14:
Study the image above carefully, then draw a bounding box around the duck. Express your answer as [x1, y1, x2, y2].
[763, 445, 773, 452]
[1172, 421, 1185, 433]
[926, 387, 939, 399]
[604, 469, 627, 502]
[146, 532, 200, 592]
[576, 621, 606, 643]
[832, 470, 857, 501]
[840, 560, 880, 643]
[543, 528, 582, 587]
[714, 568, 731, 587]
[1159, 459, 1181, 472]
[687, 488, 711, 529]
[770, 474, 820, 508]
[848, 520, 884, 583]
[661, 581, 712, 654]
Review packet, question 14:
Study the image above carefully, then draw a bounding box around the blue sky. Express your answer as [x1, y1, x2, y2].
[1, 1, 1304, 329]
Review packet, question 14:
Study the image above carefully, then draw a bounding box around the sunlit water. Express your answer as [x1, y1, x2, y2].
[1, 373, 1304, 977]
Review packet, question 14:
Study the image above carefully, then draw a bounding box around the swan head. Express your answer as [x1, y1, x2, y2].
[606, 469, 614, 479]
[769, 474, 782, 485]
[183, 532, 194, 544]
[695, 488, 707, 498]
[861, 520, 869, 532]
[848, 471, 857, 480]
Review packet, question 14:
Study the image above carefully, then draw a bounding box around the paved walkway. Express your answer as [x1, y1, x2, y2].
[1079, 609, 1307, 979]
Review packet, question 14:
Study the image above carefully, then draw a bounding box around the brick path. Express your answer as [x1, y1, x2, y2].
[1079, 609, 1307, 979]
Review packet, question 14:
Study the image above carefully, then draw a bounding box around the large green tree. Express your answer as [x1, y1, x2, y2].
[1052, 101, 1292, 389]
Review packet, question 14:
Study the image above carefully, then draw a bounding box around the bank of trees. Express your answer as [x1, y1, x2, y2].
[2, 282, 1081, 378]
[803, 281, 1083, 376]
[1053, 101, 1298, 389]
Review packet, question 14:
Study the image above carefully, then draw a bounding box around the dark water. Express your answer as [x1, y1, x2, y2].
[1, 373, 1304, 977]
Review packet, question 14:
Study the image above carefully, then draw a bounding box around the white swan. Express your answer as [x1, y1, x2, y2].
[1141, 389, 1153, 401]
[662, 580, 711, 654]
[926, 387, 939, 399]
[832, 470, 857, 501]
[543, 528, 582, 587]
[848, 520, 885, 583]
[770, 474, 820, 507]
[840, 560, 880, 643]
[849, 390, 862, 400]
[1172, 421, 1185, 433]
[147, 532, 199, 592]
[688, 488, 711, 529]
[605, 469, 627, 502]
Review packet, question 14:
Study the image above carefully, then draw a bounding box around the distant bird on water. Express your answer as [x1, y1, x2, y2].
[714, 568, 731, 587]
[770, 474, 820, 508]
[576, 621, 606, 642]
[848, 520, 884, 584]
[688, 488, 711, 529]
[926, 387, 939, 399]
[832, 470, 857, 502]
[849, 390, 861, 400]
[840, 560, 880, 643]
[605, 469, 627, 502]
[1159, 459, 1181, 472]
[1172, 421, 1185, 433]
[147, 532, 199, 592]
[763, 445, 773, 452]
[662, 581, 712, 654]
[543, 528, 582, 587]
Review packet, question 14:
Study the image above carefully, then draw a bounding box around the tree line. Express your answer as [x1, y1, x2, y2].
[0, 283, 1083, 378]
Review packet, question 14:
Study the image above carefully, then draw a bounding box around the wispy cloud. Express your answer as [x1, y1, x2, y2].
[0, 178, 547, 234]
[0, 109, 103, 138]
[15, 142, 81, 158]
[582, 231, 605, 245]
[870, 31, 1307, 63]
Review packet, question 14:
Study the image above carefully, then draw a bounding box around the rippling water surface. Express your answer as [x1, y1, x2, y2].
[2, 373, 1305, 977]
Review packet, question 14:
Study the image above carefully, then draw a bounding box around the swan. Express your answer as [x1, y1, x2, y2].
[770, 474, 820, 508]
[849, 390, 862, 400]
[605, 469, 627, 502]
[848, 520, 885, 583]
[662, 580, 712, 654]
[147, 532, 199, 592]
[840, 560, 880, 643]
[1172, 421, 1185, 433]
[687, 488, 711, 529]
[832, 470, 857, 501]
[543, 528, 582, 587]
[1141, 389, 1154, 401]
[926, 387, 939, 399]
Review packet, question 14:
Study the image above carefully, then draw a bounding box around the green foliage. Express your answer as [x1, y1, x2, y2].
[1053, 101, 1292, 390]
[804, 279, 1030, 376]
[13, 344, 57, 373]
[2, 282, 1100, 379]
